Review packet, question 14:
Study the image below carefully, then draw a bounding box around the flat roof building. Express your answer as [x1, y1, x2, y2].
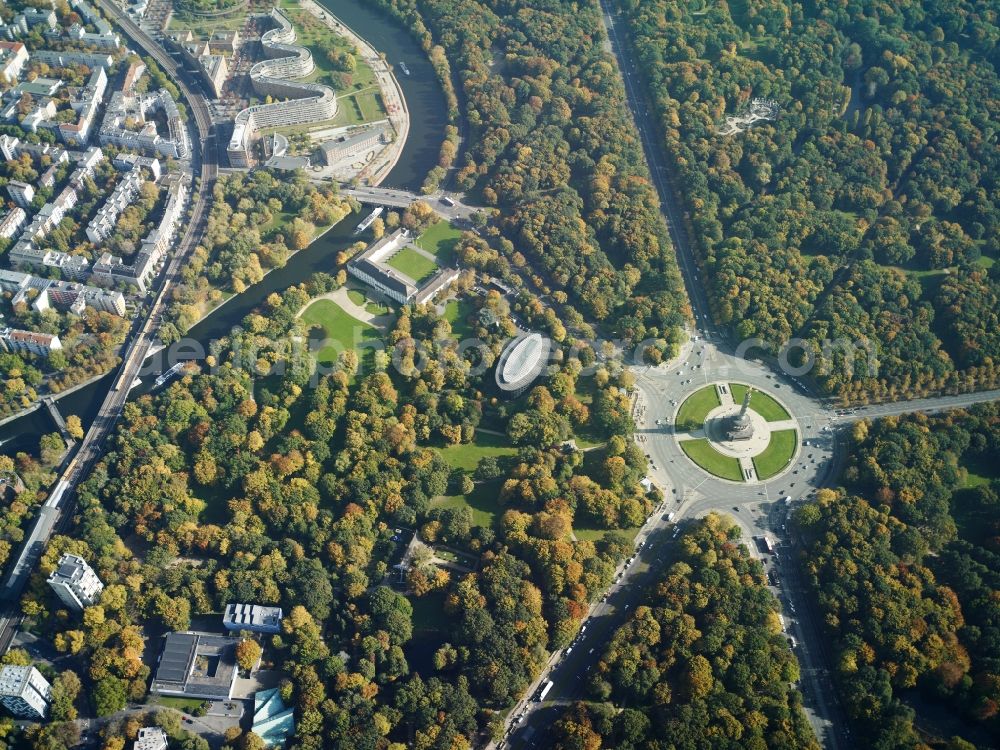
[151, 632, 240, 700]
[347, 230, 418, 304]
[318, 125, 390, 166]
[48, 553, 103, 612]
[7, 180, 34, 209]
[227, 9, 336, 167]
[223, 603, 283, 634]
[347, 228, 460, 305]
[0, 665, 51, 719]
[133, 727, 168, 750]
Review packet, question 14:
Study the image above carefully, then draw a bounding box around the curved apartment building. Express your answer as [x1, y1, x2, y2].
[227, 8, 337, 168]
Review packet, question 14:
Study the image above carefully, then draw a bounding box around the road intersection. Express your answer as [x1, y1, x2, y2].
[497, 1, 1000, 748]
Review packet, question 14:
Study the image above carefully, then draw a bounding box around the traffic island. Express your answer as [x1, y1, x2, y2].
[674, 383, 798, 483]
[674, 385, 721, 431]
[679, 439, 744, 482]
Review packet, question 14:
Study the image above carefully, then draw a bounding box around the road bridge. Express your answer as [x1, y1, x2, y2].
[340, 186, 478, 222]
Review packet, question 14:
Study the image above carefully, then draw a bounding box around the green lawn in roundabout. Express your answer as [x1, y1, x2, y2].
[680, 439, 744, 482]
[675, 386, 721, 431]
[752, 429, 798, 480]
[729, 383, 791, 421]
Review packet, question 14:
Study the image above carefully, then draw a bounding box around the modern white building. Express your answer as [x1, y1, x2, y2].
[134, 727, 168, 750]
[0, 665, 51, 719]
[223, 604, 284, 634]
[47, 554, 104, 612]
[495, 332, 551, 397]
[227, 9, 336, 167]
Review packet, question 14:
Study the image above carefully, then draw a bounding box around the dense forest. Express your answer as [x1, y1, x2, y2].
[1, 258, 664, 749]
[162, 170, 352, 338]
[372, 0, 688, 353]
[552, 513, 817, 749]
[795, 406, 1000, 748]
[617, 0, 1000, 402]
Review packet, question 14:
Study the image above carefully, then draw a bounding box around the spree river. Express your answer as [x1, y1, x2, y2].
[0, 0, 447, 456]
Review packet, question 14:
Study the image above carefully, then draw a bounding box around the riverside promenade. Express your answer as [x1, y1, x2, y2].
[300, 0, 410, 185]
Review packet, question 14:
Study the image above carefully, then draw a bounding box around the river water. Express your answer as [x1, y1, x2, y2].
[0, 0, 446, 456]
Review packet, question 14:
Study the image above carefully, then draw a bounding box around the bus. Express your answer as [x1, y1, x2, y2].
[538, 680, 554, 702]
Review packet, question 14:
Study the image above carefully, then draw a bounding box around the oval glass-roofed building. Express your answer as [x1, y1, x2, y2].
[495, 332, 550, 397]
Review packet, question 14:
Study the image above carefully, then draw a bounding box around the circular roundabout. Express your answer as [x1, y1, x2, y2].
[673, 383, 798, 483]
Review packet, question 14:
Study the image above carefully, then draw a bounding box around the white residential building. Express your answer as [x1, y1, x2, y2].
[0, 328, 62, 357]
[86, 170, 143, 244]
[227, 9, 336, 167]
[31, 50, 113, 69]
[133, 727, 168, 750]
[0, 665, 51, 719]
[47, 554, 104, 611]
[0, 41, 29, 81]
[6, 180, 34, 208]
[0, 207, 26, 239]
[100, 87, 189, 159]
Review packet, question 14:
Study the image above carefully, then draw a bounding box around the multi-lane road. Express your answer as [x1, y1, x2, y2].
[499, 2, 1000, 748]
[0, 3, 218, 653]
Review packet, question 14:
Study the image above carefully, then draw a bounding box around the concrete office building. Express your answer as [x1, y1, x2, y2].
[0, 665, 51, 719]
[151, 632, 240, 700]
[319, 125, 390, 166]
[0, 328, 62, 358]
[227, 9, 336, 167]
[47, 553, 104, 611]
